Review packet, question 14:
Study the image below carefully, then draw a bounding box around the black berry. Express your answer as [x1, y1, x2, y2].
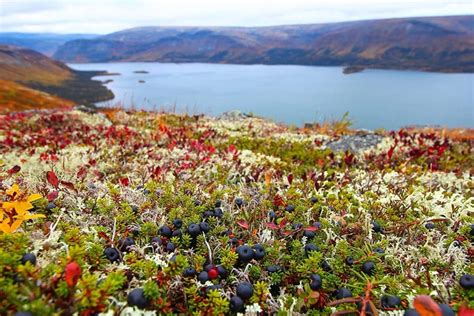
[381, 295, 401, 308]
[361, 261, 375, 275]
[127, 288, 150, 309]
[404, 309, 420, 316]
[173, 218, 183, 228]
[187, 223, 201, 237]
[252, 244, 265, 260]
[345, 256, 354, 265]
[198, 271, 209, 283]
[303, 229, 316, 238]
[165, 242, 175, 252]
[217, 265, 228, 278]
[267, 265, 282, 273]
[439, 304, 454, 316]
[309, 274, 322, 290]
[321, 260, 332, 272]
[235, 198, 244, 207]
[199, 222, 210, 233]
[459, 274, 474, 289]
[236, 282, 254, 300]
[229, 295, 245, 313]
[425, 222, 435, 229]
[372, 221, 383, 233]
[118, 237, 135, 252]
[21, 253, 36, 265]
[237, 245, 254, 263]
[159, 225, 172, 238]
[104, 247, 121, 263]
[304, 243, 319, 254]
[183, 267, 197, 277]
[334, 288, 352, 299]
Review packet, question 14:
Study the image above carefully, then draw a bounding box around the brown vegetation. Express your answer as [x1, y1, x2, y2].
[0, 80, 73, 113]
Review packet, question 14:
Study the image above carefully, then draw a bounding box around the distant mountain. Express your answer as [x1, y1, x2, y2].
[0, 45, 113, 108]
[0, 33, 98, 56]
[53, 15, 474, 73]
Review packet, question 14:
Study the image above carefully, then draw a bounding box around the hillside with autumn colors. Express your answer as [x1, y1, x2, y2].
[0, 80, 74, 113]
[0, 45, 113, 111]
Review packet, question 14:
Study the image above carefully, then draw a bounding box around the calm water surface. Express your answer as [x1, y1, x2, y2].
[69, 63, 473, 130]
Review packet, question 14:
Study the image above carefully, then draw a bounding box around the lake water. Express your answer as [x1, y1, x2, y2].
[69, 63, 473, 130]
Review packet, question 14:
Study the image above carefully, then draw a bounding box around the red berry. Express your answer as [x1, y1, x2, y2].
[65, 262, 81, 287]
[208, 267, 219, 280]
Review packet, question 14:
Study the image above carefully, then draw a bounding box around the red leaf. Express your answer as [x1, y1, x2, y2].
[387, 145, 395, 160]
[237, 220, 249, 229]
[77, 167, 87, 179]
[98, 231, 111, 243]
[304, 226, 319, 232]
[47, 191, 59, 202]
[344, 152, 355, 166]
[459, 305, 474, 316]
[437, 145, 447, 156]
[279, 218, 288, 228]
[46, 171, 59, 188]
[120, 178, 130, 186]
[227, 144, 237, 153]
[287, 174, 294, 185]
[8, 165, 21, 175]
[266, 222, 279, 230]
[65, 262, 81, 287]
[273, 194, 284, 207]
[60, 181, 76, 191]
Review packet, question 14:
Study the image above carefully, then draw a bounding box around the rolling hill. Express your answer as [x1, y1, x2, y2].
[0, 45, 113, 109]
[0, 33, 98, 56]
[54, 15, 474, 72]
[0, 45, 72, 84]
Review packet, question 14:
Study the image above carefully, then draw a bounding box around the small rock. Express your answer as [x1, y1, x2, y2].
[327, 133, 383, 153]
[218, 110, 252, 121]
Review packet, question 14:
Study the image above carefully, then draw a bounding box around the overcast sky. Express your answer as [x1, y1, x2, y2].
[1, 0, 472, 34]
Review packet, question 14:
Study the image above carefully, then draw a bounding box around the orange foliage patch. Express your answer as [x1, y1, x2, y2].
[413, 295, 442, 316]
[0, 79, 74, 113]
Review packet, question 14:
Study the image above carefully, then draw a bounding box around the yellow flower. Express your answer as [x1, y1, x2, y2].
[0, 185, 44, 234]
[6, 184, 20, 197]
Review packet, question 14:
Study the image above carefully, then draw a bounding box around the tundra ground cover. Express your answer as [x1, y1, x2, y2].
[0, 109, 472, 315]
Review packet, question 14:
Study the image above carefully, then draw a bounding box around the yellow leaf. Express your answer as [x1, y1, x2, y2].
[9, 219, 23, 232]
[1, 201, 15, 212]
[12, 201, 34, 216]
[22, 213, 45, 220]
[0, 220, 13, 234]
[6, 184, 20, 196]
[265, 170, 272, 188]
[27, 194, 42, 202]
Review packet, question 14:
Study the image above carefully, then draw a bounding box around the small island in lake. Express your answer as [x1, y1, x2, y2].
[343, 66, 365, 74]
[99, 72, 121, 76]
[134, 70, 149, 74]
[138, 80, 145, 83]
